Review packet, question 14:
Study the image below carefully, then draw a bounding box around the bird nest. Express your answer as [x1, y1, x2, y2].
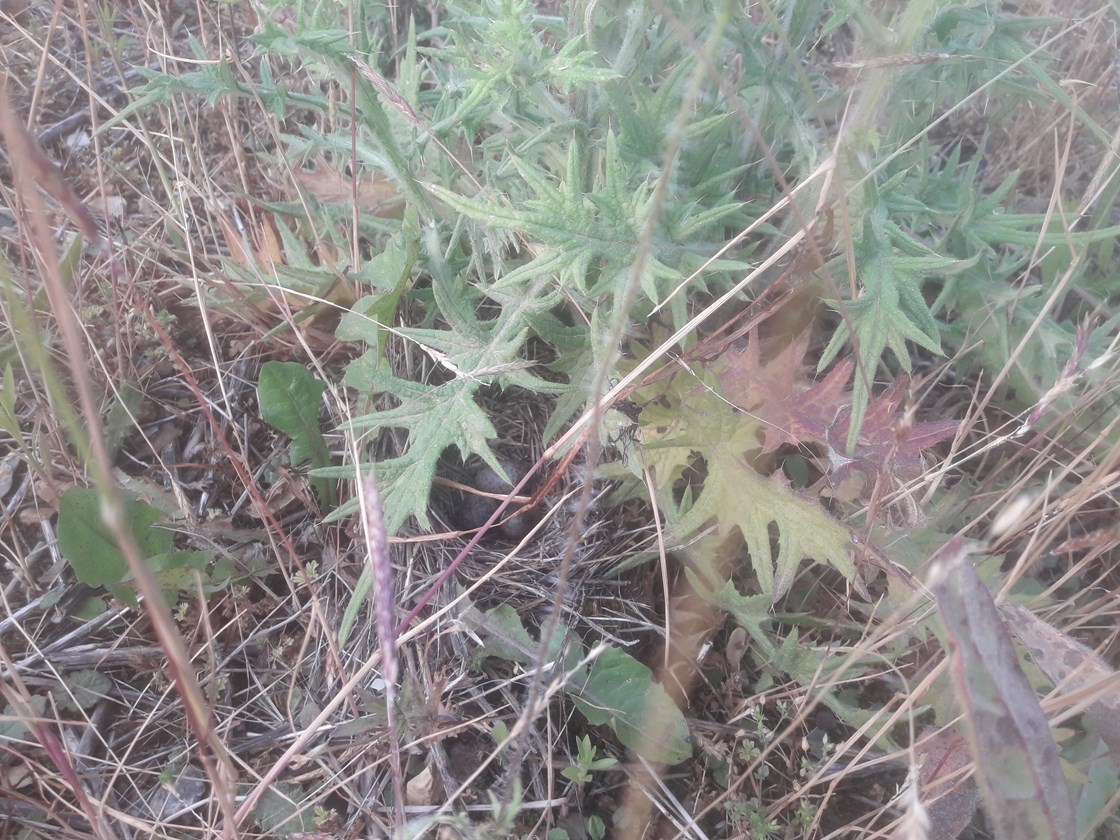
[398, 382, 659, 627]
[366, 382, 664, 813]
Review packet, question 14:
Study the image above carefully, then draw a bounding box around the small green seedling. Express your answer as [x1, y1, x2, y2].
[561, 735, 617, 785]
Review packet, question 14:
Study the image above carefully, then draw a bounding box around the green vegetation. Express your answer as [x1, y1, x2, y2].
[1, 0, 1119, 837]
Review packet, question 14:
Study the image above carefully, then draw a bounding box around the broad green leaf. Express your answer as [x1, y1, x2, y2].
[257, 361, 336, 508]
[0, 362, 19, 442]
[55, 669, 111, 713]
[464, 603, 585, 677]
[571, 646, 691, 765]
[249, 781, 314, 836]
[336, 217, 418, 358]
[464, 606, 688, 763]
[110, 550, 228, 607]
[0, 695, 46, 746]
[104, 382, 143, 460]
[58, 488, 173, 587]
[257, 361, 327, 466]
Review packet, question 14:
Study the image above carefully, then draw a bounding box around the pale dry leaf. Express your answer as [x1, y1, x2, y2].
[890, 765, 931, 840]
[0, 452, 17, 498]
[215, 211, 250, 267]
[1002, 603, 1120, 763]
[92, 194, 126, 221]
[295, 157, 403, 217]
[257, 214, 284, 274]
[405, 763, 440, 806]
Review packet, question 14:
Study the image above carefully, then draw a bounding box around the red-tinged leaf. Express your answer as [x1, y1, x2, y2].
[717, 329, 814, 452]
[788, 359, 855, 445]
[825, 379, 959, 488]
[914, 727, 980, 840]
[1002, 603, 1120, 765]
[931, 541, 1075, 840]
[716, 329, 956, 505]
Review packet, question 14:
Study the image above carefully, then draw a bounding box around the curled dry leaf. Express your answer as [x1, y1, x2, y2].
[914, 727, 979, 840]
[406, 763, 440, 806]
[215, 210, 284, 278]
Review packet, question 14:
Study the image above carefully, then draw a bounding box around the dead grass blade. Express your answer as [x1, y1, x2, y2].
[357, 470, 405, 824]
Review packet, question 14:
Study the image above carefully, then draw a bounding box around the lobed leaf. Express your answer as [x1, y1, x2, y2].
[346, 361, 500, 534]
[639, 371, 853, 602]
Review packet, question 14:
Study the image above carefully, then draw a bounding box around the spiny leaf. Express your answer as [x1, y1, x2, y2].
[427, 146, 642, 298]
[638, 372, 853, 602]
[344, 353, 503, 534]
[820, 283, 943, 453]
[428, 133, 742, 313]
[821, 376, 958, 494]
[685, 564, 872, 728]
[818, 203, 952, 452]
